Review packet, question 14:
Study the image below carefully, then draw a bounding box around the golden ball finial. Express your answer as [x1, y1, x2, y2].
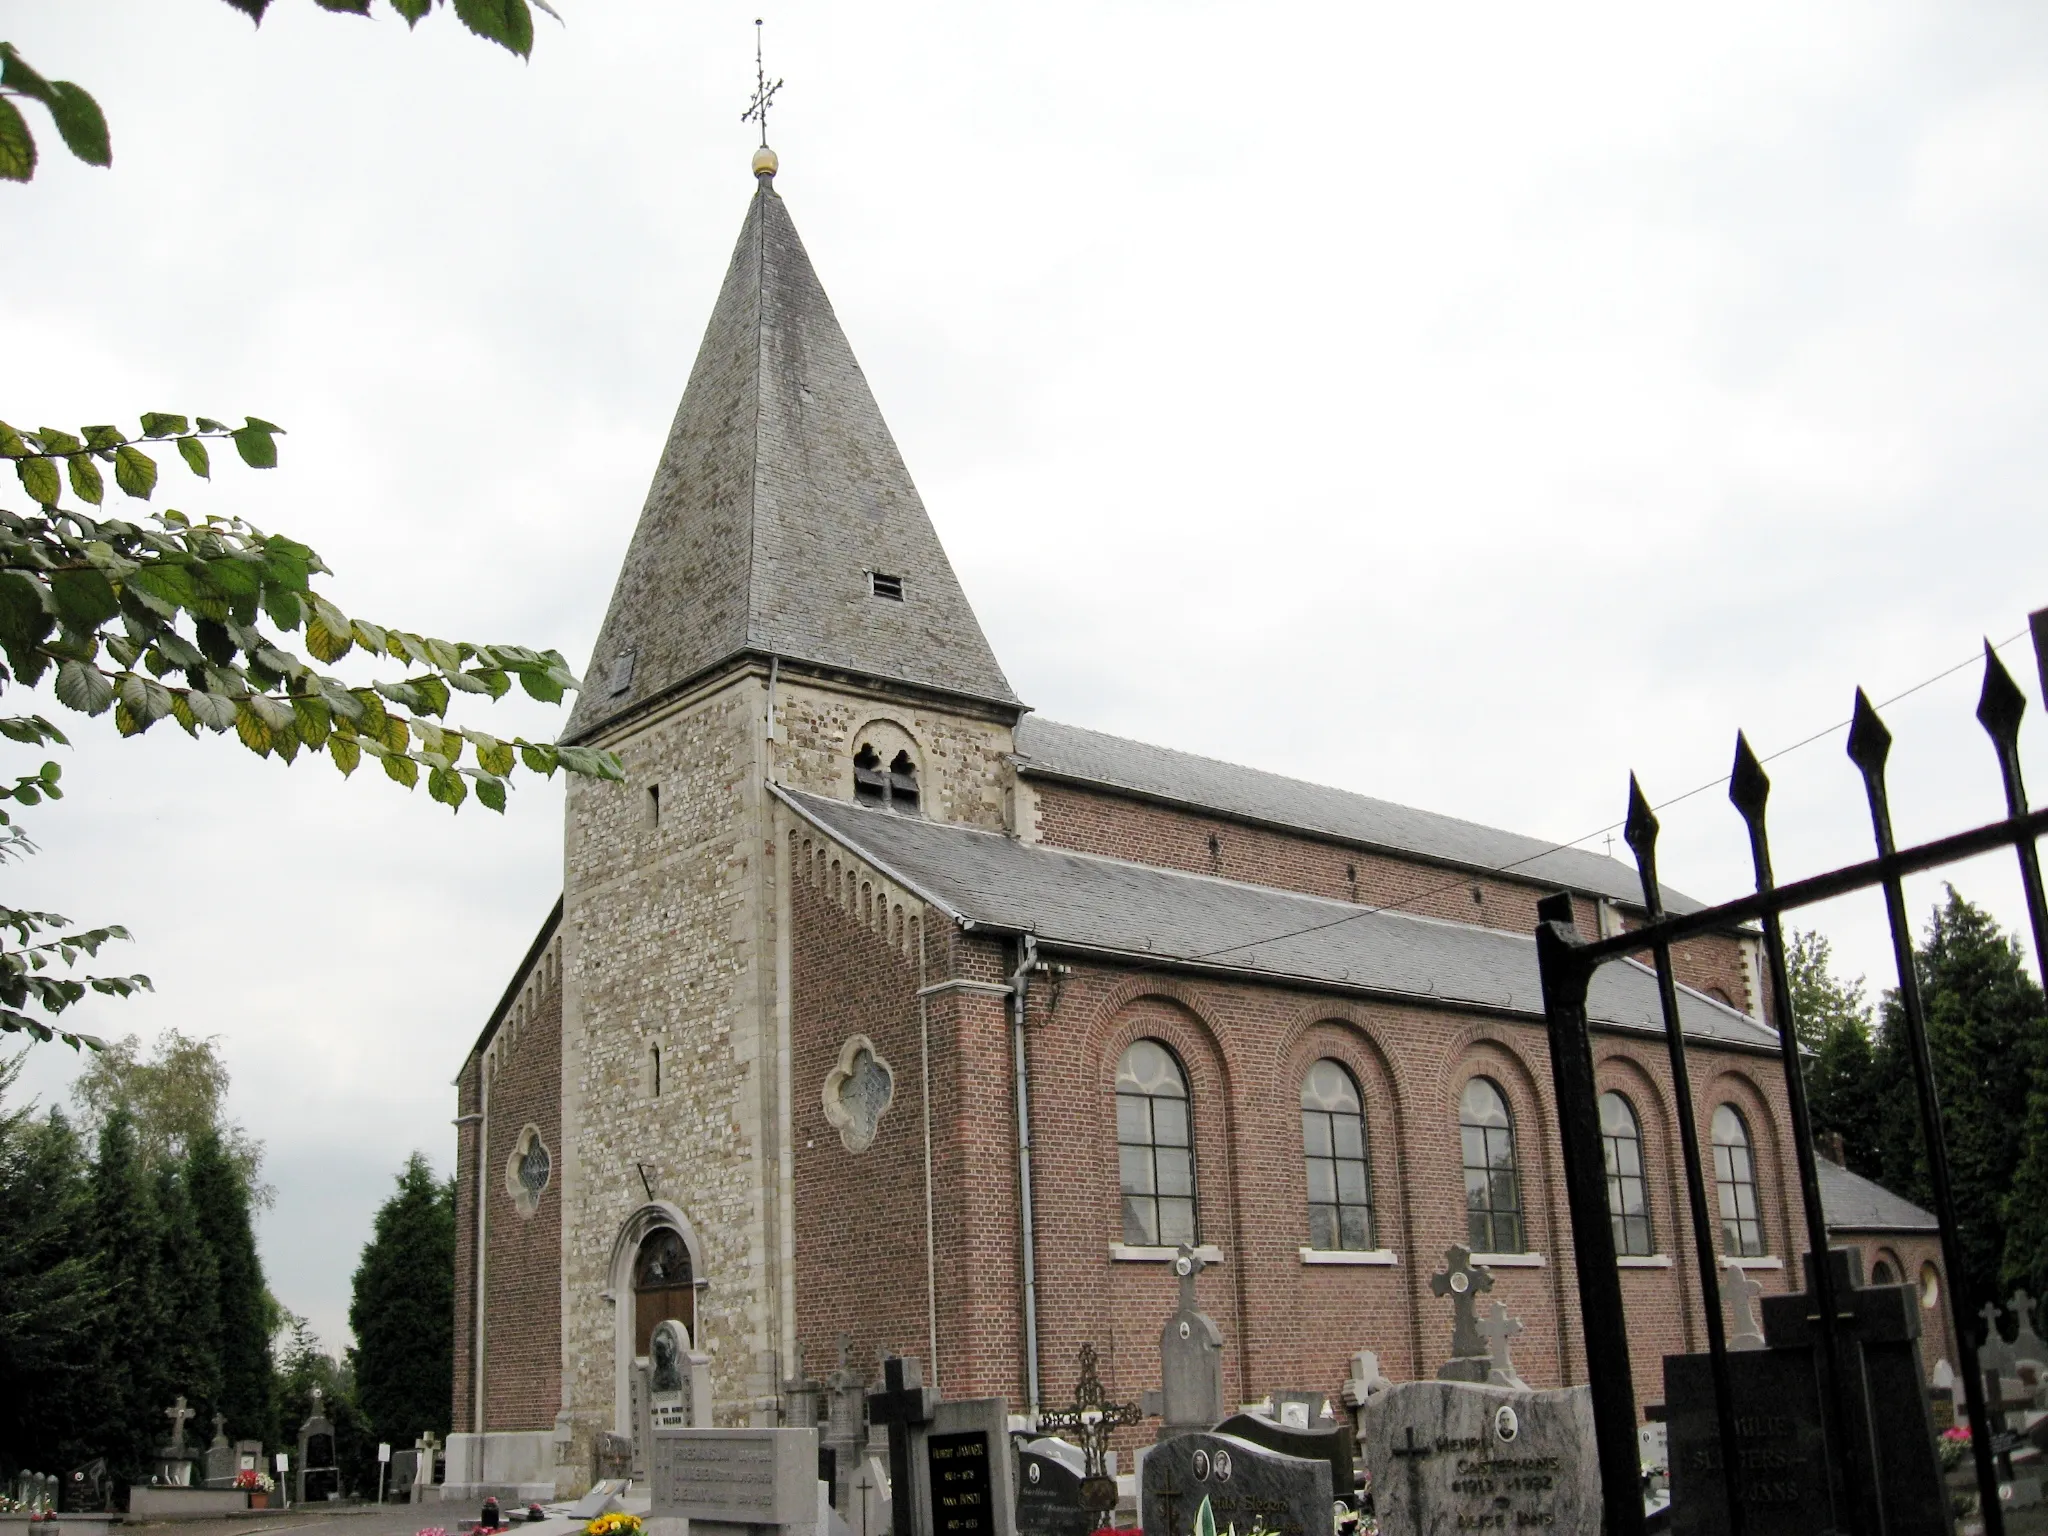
[752, 145, 779, 178]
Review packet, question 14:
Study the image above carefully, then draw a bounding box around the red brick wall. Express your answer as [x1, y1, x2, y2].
[1833, 1230, 1955, 1371]
[1006, 957, 1804, 1455]
[1030, 780, 1759, 1019]
[461, 945, 564, 1434]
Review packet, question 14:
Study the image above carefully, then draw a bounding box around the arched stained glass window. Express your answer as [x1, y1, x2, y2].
[1460, 1077, 1524, 1254]
[1599, 1092, 1653, 1257]
[1302, 1060, 1372, 1251]
[1711, 1104, 1766, 1257]
[1117, 1040, 1195, 1247]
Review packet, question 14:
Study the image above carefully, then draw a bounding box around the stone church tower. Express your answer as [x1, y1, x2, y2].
[447, 150, 1944, 1505]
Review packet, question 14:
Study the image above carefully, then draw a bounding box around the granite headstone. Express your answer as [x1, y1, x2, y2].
[1016, 1439, 1089, 1536]
[1360, 1379, 1599, 1536]
[1140, 1247, 1225, 1441]
[1212, 1414, 1355, 1512]
[1139, 1432, 1331, 1536]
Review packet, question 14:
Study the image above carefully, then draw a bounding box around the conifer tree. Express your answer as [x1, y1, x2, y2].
[153, 1159, 222, 1422]
[2003, 1073, 2048, 1301]
[349, 1154, 455, 1449]
[0, 1063, 106, 1472]
[90, 1106, 166, 1485]
[188, 1129, 272, 1444]
[1786, 930, 1885, 1175]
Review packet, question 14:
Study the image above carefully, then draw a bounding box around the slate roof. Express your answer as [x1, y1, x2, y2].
[567, 172, 1019, 741]
[778, 788, 1777, 1049]
[1012, 718, 1703, 913]
[1817, 1157, 1939, 1233]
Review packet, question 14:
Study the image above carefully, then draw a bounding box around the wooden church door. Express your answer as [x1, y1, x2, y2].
[633, 1227, 695, 1355]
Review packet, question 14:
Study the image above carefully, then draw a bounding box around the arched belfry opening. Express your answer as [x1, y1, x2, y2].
[633, 1226, 695, 1353]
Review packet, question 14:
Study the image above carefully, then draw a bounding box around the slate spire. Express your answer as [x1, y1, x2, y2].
[567, 160, 1020, 741]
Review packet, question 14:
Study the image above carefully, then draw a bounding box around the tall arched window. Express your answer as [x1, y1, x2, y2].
[1302, 1060, 1373, 1251]
[1460, 1077, 1524, 1254]
[633, 1227, 695, 1357]
[1711, 1104, 1766, 1256]
[1599, 1092, 1654, 1256]
[1117, 1040, 1195, 1247]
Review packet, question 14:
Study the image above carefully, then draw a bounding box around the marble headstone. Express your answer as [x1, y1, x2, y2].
[650, 1426, 822, 1536]
[1360, 1380, 1599, 1536]
[1141, 1247, 1225, 1441]
[1140, 1432, 1331, 1536]
[1015, 1439, 1089, 1536]
[1212, 1414, 1355, 1512]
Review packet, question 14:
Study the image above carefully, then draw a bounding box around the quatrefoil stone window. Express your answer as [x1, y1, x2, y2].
[505, 1123, 552, 1217]
[821, 1035, 894, 1153]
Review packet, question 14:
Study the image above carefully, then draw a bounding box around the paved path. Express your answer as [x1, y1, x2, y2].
[118, 1504, 609, 1536]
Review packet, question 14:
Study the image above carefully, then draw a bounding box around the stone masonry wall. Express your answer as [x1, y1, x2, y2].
[771, 674, 1014, 830]
[561, 677, 770, 1465]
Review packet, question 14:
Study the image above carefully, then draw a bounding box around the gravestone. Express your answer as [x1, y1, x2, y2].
[1016, 1439, 1090, 1536]
[1270, 1394, 1328, 1431]
[822, 1338, 871, 1515]
[2012, 1291, 2047, 1373]
[1139, 1431, 1331, 1536]
[595, 1432, 633, 1485]
[1476, 1301, 1527, 1390]
[1212, 1413, 1355, 1512]
[784, 1345, 825, 1430]
[158, 1395, 199, 1486]
[387, 1448, 418, 1502]
[1665, 1247, 1948, 1535]
[1427, 1247, 1496, 1384]
[649, 1426, 821, 1536]
[1360, 1380, 1599, 1536]
[1139, 1246, 1225, 1441]
[297, 1387, 338, 1503]
[849, 1455, 893, 1536]
[413, 1430, 440, 1502]
[63, 1459, 111, 1515]
[652, 1318, 713, 1429]
[1722, 1259, 1766, 1351]
[204, 1414, 237, 1488]
[1036, 1343, 1143, 1526]
[912, 1398, 1014, 1536]
[570, 1479, 630, 1520]
[235, 1440, 264, 1479]
[869, 1355, 936, 1536]
[1338, 1350, 1393, 1439]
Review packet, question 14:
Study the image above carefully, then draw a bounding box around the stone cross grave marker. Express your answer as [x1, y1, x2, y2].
[649, 1426, 821, 1536]
[822, 1336, 869, 1514]
[1339, 1350, 1393, 1434]
[157, 1395, 198, 1487]
[1427, 1246, 1495, 1383]
[1037, 1343, 1143, 1526]
[1015, 1438, 1089, 1536]
[1722, 1257, 1766, 1350]
[204, 1413, 237, 1488]
[869, 1356, 936, 1536]
[783, 1344, 824, 1431]
[1139, 1431, 1331, 1536]
[1476, 1301, 1526, 1389]
[1139, 1246, 1224, 1440]
[1361, 1380, 1599, 1536]
[298, 1387, 338, 1503]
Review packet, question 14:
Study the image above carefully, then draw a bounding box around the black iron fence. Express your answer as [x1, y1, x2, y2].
[1536, 607, 2048, 1536]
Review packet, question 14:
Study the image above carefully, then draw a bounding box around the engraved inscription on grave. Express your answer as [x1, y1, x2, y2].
[1360, 1381, 1599, 1536]
[928, 1432, 995, 1536]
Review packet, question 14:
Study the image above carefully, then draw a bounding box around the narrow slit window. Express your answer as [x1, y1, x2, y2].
[645, 784, 661, 827]
[649, 1045, 662, 1099]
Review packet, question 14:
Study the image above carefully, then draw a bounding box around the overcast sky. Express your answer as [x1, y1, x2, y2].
[5, 0, 2045, 1354]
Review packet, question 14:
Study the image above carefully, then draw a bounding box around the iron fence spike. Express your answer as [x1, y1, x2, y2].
[1728, 731, 1770, 824]
[1845, 687, 1892, 778]
[1624, 774, 1659, 865]
[1978, 640, 2027, 748]
[2032, 607, 2048, 710]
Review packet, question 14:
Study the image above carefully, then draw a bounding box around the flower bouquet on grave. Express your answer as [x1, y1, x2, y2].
[233, 1470, 276, 1493]
[586, 1513, 644, 1536]
[1938, 1424, 1971, 1474]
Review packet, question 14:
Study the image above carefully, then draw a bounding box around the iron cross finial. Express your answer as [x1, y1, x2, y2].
[743, 19, 784, 148]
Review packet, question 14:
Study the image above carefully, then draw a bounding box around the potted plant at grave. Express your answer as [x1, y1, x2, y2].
[233, 1469, 275, 1508]
[585, 1514, 643, 1536]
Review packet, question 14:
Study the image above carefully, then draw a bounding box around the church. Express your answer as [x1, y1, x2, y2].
[441, 146, 1948, 1500]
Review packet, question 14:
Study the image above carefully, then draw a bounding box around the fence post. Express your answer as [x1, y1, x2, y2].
[1534, 892, 1644, 1536]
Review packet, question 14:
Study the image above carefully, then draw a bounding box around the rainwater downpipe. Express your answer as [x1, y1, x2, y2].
[1010, 934, 1042, 1422]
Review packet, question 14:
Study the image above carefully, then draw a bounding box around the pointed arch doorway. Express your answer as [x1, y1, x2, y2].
[608, 1203, 709, 1434]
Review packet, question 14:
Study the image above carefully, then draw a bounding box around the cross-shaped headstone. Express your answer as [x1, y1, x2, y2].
[1340, 1348, 1392, 1411]
[1980, 1301, 2016, 1377]
[1173, 1243, 1210, 1314]
[1721, 1258, 1766, 1349]
[1037, 1343, 1143, 1523]
[164, 1397, 195, 1453]
[1477, 1300, 1526, 1387]
[210, 1413, 228, 1448]
[867, 1355, 934, 1536]
[1428, 1245, 1495, 1361]
[782, 1343, 822, 1428]
[2012, 1290, 2045, 1361]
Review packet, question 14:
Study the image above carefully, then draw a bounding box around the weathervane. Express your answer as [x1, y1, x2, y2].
[743, 18, 783, 148]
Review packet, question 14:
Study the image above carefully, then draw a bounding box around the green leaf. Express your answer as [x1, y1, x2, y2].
[0, 97, 35, 183]
[167, 692, 197, 736]
[472, 734, 515, 776]
[305, 607, 353, 663]
[49, 569, 120, 631]
[175, 435, 210, 478]
[427, 765, 468, 810]
[382, 753, 419, 789]
[16, 455, 60, 506]
[46, 82, 110, 168]
[231, 424, 278, 469]
[453, 0, 535, 56]
[0, 44, 55, 104]
[517, 666, 565, 704]
[350, 618, 388, 655]
[138, 413, 188, 438]
[31, 426, 81, 454]
[328, 734, 360, 777]
[391, 0, 431, 21]
[0, 421, 24, 455]
[53, 660, 114, 717]
[313, 0, 374, 10]
[186, 691, 236, 733]
[476, 775, 507, 813]
[289, 695, 331, 747]
[519, 741, 557, 776]
[261, 586, 303, 631]
[194, 417, 226, 433]
[112, 444, 157, 499]
[233, 700, 273, 756]
[66, 454, 103, 505]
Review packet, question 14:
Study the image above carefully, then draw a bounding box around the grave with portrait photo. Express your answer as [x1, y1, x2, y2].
[1139, 1247, 1224, 1442]
[1359, 1380, 1598, 1536]
[1139, 1431, 1331, 1536]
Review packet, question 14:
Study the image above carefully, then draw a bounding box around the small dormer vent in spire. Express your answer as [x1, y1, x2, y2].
[870, 572, 904, 601]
